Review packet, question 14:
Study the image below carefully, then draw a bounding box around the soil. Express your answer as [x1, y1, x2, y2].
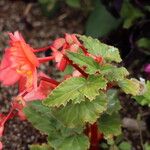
[0, 0, 150, 150]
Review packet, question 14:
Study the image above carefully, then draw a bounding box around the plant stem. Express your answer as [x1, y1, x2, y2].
[64, 55, 88, 78]
[33, 46, 50, 52]
[90, 123, 100, 150]
[85, 123, 103, 150]
[38, 56, 54, 63]
[39, 76, 59, 86]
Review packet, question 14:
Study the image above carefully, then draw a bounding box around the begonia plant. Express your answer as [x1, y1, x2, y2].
[0, 31, 144, 150]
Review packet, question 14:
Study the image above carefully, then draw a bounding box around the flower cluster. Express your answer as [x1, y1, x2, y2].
[0, 31, 102, 149]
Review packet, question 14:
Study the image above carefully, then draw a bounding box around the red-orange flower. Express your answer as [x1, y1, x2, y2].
[51, 33, 81, 71]
[23, 72, 57, 101]
[0, 31, 39, 91]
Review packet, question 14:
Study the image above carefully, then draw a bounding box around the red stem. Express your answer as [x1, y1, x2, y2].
[39, 76, 59, 86]
[33, 46, 50, 52]
[90, 123, 99, 150]
[64, 55, 88, 78]
[1, 108, 15, 126]
[84, 123, 103, 150]
[38, 56, 54, 63]
[80, 45, 88, 55]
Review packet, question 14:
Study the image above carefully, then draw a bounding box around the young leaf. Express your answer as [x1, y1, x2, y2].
[100, 65, 129, 81]
[24, 101, 56, 134]
[106, 89, 121, 114]
[118, 79, 141, 96]
[79, 35, 122, 63]
[30, 144, 52, 150]
[48, 133, 90, 150]
[52, 92, 107, 128]
[85, 0, 120, 38]
[134, 81, 150, 106]
[67, 51, 101, 74]
[98, 113, 121, 141]
[43, 75, 107, 107]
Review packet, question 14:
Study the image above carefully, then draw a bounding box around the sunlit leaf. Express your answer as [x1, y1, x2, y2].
[118, 79, 141, 96]
[100, 65, 129, 81]
[79, 35, 122, 63]
[43, 75, 107, 107]
[67, 51, 101, 74]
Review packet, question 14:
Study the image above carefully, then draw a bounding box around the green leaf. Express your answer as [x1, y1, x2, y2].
[119, 142, 132, 150]
[106, 89, 121, 114]
[30, 144, 52, 150]
[100, 65, 129, 81]
[134, 81, 150, 106]
[118, 79, 141, 96]
[66, 0, 80, 8]
[60, 65, 73, 76]
[24, 101, 56, 134]
[67, 51, 101, 74]
[98, 113, 121, 141]
[79, 35, 122, 63]
[43, 75, 107, 107]
[85, 0, 120, 37]
[52, 92, 107, 128]
[121, 0, 144, 28]
[80, 75, 107, 100]
[48, 133, 90, 150]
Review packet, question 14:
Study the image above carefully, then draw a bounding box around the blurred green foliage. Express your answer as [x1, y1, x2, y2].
[38, 0, 147, 38]
[65, 0, 80, 8]
[100, 134, 132, 150]
[85, 0, 120, 38]
[144, 143, 150, 150]
[120, 0, 144, 29]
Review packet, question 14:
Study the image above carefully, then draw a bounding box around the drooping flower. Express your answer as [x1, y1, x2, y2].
[23, 72, 57, 101]
[50, 33, 103, 71]
[0, 31, 39, 91]
[51, 34, 82, 71]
